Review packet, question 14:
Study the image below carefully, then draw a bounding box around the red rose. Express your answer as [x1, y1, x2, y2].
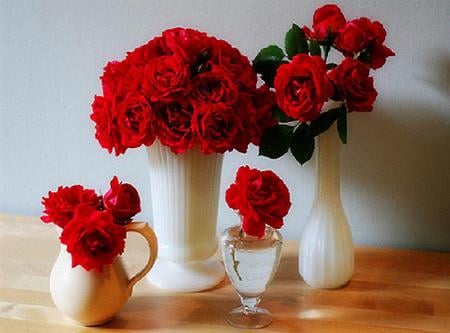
[125, 37, 165, 66]
[192, 102, 243, 154]
[161, 27, 210, 62]
[100, 60, 142, 99]
[210, 39, 257, 90]
[103, 176, 141, 223]
[328, 58, 377, 112]
[303, 4, 346, 41]
[335, 18, 395, 69]
[60, 204, 126, 272]
[41, 185, 101, 228]
[335, 18, 372, 54]
[154, 99, 195, 154]
[91, 91, 155, 156]
[369, 42, 395, 70]
[117, 92, 155, 148]
[274, 54, 333, 122]
[248, 85, 278, 145]
[231, 96, 257, 153]
[91, 95, 119, 154]
[142, 54, 189, 102]
[225, 166, 291, 238]
[192, 66, 238, 105]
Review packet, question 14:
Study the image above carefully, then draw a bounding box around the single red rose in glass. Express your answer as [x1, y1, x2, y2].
[192, 102, 243, 154]
[142, 54, 189, 102]
[60, 204, 126, 272]
[274, 54, 333, 122]
[154, 99, 195, 154]
[103, 176, 141, 223]
[328, 58, 378, 112]
[41, 185, 101, 229]
[226, 166, 291, 238]
[303, 4, 346, 41]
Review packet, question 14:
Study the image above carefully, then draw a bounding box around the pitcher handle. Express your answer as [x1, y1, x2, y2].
[125, 222, 158, 292]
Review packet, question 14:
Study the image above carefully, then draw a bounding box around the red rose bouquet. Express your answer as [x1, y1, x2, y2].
[254, 4, 395, 164]
[91, 27, 277, 156]
[225, 166, 291, 238]
[41, 176, 141, 271]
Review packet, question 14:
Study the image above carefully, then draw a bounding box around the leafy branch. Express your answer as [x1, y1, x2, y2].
[259, 104, 348, 165]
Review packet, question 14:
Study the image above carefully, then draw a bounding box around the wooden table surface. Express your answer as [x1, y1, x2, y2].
[1, 214, 450, 333]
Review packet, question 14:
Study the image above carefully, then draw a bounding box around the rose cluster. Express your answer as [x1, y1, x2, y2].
[225, 166, 291, 238]
[254, 4, 395, 165]
[275, 4, 395, 121]
[41, 177, 141, 271]
[91, 28, 277, 156]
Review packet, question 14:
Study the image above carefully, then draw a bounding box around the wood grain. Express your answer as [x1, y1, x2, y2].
[1, 213, 449, 332]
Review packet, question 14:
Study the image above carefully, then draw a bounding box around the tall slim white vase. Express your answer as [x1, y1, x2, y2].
[299, 123, 354, 289]
[146, 141, 225, 292]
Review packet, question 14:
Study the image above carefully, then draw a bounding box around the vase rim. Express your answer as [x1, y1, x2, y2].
[224, 224, 281, 243]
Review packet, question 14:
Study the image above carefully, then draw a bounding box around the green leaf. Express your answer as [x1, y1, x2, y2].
[285, 23, 308, 59]
[253, 60, 284, 87]
[272, 105, 296, 123]
[327, 63, 338, 70]
[357, 50, 370, 63]
[309, 107, 341, 137]
[259, 125, 294, 159]
[253, 46, 286, 87]
[290, 123, 315, 165]
[254, 45, 285, 63]
[323, 44, 331, 60]
[337, 105, 348, 144]
[309, 40, 321, 57]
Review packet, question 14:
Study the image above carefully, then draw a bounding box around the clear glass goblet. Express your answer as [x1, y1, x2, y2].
[221, 224, 282, 329]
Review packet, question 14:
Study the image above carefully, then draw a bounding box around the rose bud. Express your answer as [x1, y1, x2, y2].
[103, 176, 141, 223]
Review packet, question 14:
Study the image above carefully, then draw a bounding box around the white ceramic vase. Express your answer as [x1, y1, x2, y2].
[50, 222, 158, 326]
[299, 121, 354, 289]
[146, 141, 225, 292]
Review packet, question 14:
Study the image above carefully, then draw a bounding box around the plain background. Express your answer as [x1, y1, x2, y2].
[1, 0, 449, 251]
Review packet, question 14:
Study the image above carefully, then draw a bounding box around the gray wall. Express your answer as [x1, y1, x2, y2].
[1, 0, 449, 251]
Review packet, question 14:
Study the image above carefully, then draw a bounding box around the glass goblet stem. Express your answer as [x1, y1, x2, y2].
[240, 296, 261, 315]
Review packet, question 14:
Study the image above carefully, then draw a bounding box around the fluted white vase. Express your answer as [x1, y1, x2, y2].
[146, 141, 225, 292]
[299, 122, 354, 289]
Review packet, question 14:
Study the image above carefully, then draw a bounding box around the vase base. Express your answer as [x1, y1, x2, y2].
[226, 306, 273, 329]
[72, 316, 114, 327]
[146, 258, 225, 292]
[301, 276, 351, 289]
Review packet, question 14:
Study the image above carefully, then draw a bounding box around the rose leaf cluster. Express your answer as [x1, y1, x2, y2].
[253, 4, 395, 165]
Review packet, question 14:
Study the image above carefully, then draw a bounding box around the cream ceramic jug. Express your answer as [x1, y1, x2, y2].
[49, 222, 157, 326]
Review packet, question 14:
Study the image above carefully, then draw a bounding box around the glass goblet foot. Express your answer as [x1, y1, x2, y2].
[226, 305, 273, 329]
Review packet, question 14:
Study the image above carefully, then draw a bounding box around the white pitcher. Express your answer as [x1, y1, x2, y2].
[50, 222, 158, 326]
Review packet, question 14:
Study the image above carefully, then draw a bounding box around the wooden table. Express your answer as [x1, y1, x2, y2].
[1, 214, 450, 332]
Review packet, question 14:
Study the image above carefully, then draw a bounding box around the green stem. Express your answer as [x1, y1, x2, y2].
[231, 247, 242, 281]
